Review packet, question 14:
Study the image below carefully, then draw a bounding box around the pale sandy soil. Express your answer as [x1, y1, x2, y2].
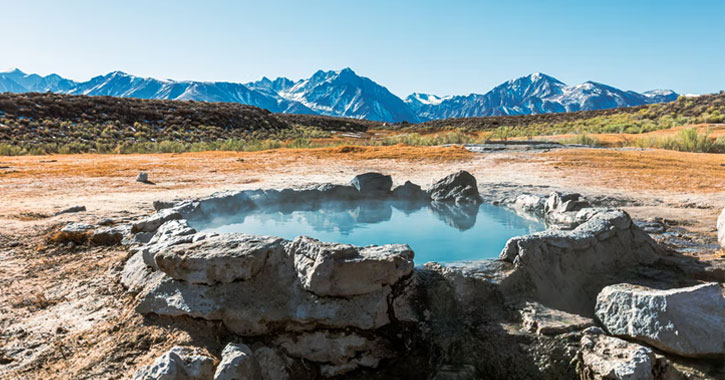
[0, 146, 723, 379]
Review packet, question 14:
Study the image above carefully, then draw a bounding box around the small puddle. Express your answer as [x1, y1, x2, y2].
[190, 200, 545, 264]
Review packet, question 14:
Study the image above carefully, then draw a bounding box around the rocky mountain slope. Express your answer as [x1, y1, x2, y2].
[405, 73, 678, 120]
[0, 68, 678, 123]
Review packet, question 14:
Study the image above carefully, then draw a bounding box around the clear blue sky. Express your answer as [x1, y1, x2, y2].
[3, 0, 724, 97]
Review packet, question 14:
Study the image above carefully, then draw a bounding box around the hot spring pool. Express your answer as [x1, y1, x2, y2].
[190, 200, 546, 264]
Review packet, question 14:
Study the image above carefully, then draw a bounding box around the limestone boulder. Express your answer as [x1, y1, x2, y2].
[595, 282, 725, 358]
[136, 240, 393, 336]
[350, 172, 393, 195]
[428, 170, 482, 203]
[133, 346, 215, 380]
[154, 234, 286, 285]
[273, 331, 392, 377]
[214, 343, 261, 380]
[577, 330, 655, 380]
[292, 236, 414, 297]
[718, 207, 725, 248]
[499, 209, 660, 316]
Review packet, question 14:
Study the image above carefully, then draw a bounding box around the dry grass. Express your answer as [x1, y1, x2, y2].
[544, 148, 725, 193]
[0, 145, 473, 180]
[530, 123, 725, 147]
[303, 144, 474, 161]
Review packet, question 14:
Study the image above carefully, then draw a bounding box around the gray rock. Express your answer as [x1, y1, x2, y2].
[428, 170, 482, 203]
[634, 220, 666, 234]
[510, 194, 545, 215]
[350, 172, 393, 195]
[718, 207, 725, 248]
[55, 222, 94, 243]
[141, 219, 198, 268]
[543, 192, 592, 229]
[97, 218, 115, 226]
[60, 222, 94, 234]
[214, 343, 261, 380]
[54, 205, 86, 215]
[595, 282, 725, 358]
[91, 226, 125, 245]
[153, 200, 176, 211]
[498, 209, 660, 316]
[392, 180, 429, 200]
[137, 172, 150, 183]
[121, 251, 163, 294]
[292, 236, 414, 297]
[155, 234, 285, 285]
[133, 346, 215, 380]
[135, 236, 395, 336]
[273, 331, 391, 377]
[577, 333, 655, 380]
[316, 184, 360, 199]
[132, 208, 183, 234]
[253, 347, 289, 380]
[519, 302, 594, 335]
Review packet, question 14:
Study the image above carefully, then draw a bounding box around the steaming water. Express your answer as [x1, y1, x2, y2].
[191, 200, 545, 264]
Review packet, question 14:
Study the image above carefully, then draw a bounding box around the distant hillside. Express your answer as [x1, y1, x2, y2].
[0, 68, 678, 123]
[0, 92, 721, 155]
[400, 92, 724, 133]
[0, 92, 375, 154]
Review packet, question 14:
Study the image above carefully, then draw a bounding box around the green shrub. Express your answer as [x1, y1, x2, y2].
[635, 128, 725, 153]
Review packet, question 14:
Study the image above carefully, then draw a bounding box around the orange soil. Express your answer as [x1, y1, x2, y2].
[0, 145, 472, 180]
[544, 148, 725, 193]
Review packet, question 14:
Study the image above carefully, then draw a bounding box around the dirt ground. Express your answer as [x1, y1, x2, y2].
[1, 145, 723, 379]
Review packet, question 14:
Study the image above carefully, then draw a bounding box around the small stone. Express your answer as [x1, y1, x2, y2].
[97, 218, 115, 226]
[214, 343, 261, 380]
[133, 346, 215, 380]
[136, 172, 149, 183]
[91, 226, 125, 246]
[54, 205, 86, 216]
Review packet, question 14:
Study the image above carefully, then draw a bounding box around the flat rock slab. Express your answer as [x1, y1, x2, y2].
[292, 236, 414, 297]
[595, 282, 725, 358]
[519, 302, 594, 335]
[136, 273, 392, 336]
[155, 234, 286, 285]
[578, 331, 655, 380]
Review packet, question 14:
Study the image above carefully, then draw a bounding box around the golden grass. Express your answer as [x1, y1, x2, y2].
[545, 148, 725, 193]
[530, 124, 725, 147]
[0, 144, 473, 180]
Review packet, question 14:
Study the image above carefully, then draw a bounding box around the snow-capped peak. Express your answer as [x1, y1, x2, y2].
[405, 93, 451, 106]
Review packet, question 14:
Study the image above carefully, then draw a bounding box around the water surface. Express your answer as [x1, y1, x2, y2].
[191, 200, 545, 264]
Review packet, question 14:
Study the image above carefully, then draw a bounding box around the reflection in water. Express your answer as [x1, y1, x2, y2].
[190, 200, 546, 264]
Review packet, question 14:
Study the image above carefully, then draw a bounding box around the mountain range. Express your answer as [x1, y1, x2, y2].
[0, 68, 678, 123]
